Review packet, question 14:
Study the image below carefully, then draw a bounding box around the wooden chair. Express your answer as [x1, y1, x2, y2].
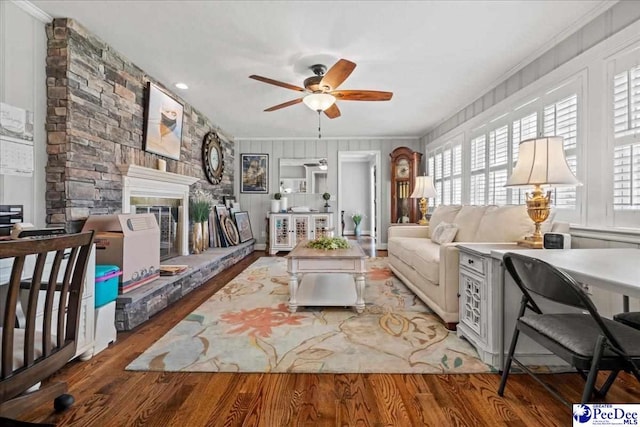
[499, 252, 640, 406]
[0, 232, 94, 422]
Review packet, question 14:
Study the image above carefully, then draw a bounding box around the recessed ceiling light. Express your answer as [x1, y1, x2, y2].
[175, 82, 188, 90]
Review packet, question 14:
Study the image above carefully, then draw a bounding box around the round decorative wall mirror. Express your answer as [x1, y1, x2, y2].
[203, 131, 224, 184]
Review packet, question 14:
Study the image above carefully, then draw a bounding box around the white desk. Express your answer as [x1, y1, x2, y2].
[490, 248, 640, 369]
[494, 248, 640, 300]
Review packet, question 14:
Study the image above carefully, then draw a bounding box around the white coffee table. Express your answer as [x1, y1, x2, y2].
[286, 240, 367, 313]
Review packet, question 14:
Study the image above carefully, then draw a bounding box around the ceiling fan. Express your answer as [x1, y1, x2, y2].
[249, 59, 393, 119]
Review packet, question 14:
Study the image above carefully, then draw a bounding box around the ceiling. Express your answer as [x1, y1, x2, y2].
[31, 1, 612, 140]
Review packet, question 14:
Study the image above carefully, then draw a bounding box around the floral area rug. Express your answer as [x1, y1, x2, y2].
[127, 257, 493, 374]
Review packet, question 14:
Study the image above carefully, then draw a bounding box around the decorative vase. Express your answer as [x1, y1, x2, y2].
[354, 222, 361, 237]
[192, 222, 203, 254]
[280, 196, 288, 212]
[271, 200, 280, 213]
[201, 220, 209, 251]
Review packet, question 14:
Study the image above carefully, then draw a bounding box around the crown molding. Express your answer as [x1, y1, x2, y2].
[235, 135, 420, 141]
[11, 1, 52, 23]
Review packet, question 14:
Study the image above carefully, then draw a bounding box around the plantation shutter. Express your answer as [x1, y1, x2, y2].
[470, 135, 486, 205]
[543, 94, 578, 209]
[488, 125, 508, 205]
[452, 144, 462, 204]
[434, 152, 443, 205]
[511, 112, 538, 204]
[613, 64, 640, 211]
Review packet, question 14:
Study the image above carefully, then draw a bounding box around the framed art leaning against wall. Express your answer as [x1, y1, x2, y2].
[240, 153, 268, 194]
[143, 82, 184, 160]
[234, 211, 253, 243]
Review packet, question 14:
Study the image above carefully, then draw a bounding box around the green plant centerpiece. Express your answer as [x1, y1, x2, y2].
[306, 236, 350, 250]
[274, 192, 282, 200]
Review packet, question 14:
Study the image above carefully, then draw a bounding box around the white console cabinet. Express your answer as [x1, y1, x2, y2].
[269, 213, 333, 255]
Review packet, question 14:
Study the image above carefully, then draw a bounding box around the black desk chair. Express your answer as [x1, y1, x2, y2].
[0, 232, 94, 424]
[498, 252, 640, 406]
[614, 312, 640, 329]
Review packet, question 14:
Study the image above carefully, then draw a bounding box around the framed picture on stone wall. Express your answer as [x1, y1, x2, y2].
[143, 82, 184, 160]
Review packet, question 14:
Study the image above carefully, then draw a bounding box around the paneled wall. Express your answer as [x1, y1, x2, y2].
[236, 138, 421, 247]
[424, 1, 640, 143]
[0, 2, 47, 226]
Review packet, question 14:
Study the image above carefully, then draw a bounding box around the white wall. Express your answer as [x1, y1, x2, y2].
[340, 160, 370, 235]
[236, 137, 421, 247]
[0, 2, 48, 227]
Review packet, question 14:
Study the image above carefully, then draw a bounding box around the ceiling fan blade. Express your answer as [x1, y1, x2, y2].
[320, 59, 356, 91]
[324, 103, 341, 119]
[332, 90, 393, 101]
[264, 98, 303, 112]
[249, 75, 305, 92]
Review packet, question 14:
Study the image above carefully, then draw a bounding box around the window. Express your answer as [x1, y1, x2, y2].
[543, 94, 578, 209]
[488, 125, 509, 205]
[470, 135, 486, 205]
[428, 142, 462, 206]
[613, 64, 640, 211]
[511, 112, 538, 204]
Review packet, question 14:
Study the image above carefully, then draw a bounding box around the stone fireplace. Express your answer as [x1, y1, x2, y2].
[119, 165, 198, 257]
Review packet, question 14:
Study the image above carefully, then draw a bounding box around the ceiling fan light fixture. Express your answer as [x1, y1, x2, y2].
[303, 93, 336, 112]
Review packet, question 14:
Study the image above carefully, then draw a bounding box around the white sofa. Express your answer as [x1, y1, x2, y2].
[387, 205, 541, 329]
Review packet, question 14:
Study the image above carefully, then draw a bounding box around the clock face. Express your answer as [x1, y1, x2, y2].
[203, 131, 224, 184]
[396, 158, 410, 179]
[209, 148, 220, 171]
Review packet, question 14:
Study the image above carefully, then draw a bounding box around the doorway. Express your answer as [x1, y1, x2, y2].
[337, 151, 381, 241]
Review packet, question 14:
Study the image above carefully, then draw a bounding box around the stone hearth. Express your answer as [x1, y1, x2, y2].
[115, 240, 254, 331]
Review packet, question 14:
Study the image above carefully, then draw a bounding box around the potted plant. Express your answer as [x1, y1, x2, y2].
[322, 192, 331, 212]
[352, 211, 363, 237]
[189, 189, 214, 253]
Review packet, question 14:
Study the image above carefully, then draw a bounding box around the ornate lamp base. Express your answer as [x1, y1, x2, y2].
[519, 184, 551, 249]
[417, 197, 429, 226]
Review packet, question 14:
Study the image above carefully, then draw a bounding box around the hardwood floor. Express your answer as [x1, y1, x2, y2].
[21, 250, 640, 427]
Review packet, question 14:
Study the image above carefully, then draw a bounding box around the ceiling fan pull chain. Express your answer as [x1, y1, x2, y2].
[318, 110, 322, 139]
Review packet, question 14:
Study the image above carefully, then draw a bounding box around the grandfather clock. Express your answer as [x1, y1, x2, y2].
[390, 147, 422, 223]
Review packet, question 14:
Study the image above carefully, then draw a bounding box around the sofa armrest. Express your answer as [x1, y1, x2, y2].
[388, 225, 430, 239]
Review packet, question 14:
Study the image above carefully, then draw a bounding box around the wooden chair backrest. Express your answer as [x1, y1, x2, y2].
[0, 232, 94, 402]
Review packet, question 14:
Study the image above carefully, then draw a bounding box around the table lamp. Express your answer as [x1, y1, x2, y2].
[505, 136, 581, 248]
[410, 175, 437, 225]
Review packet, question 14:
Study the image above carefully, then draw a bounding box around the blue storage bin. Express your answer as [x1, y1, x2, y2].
[95, 264, 121, 308]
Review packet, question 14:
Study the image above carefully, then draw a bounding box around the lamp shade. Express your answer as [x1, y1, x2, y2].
[410, 175, 437, 198]
[303, 93, 336, 111]
[505, 136, 581, 187]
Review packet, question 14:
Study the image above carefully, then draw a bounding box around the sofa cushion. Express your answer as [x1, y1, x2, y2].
[411, 242, 440, 283]
[473, 205, 533, 242]
[453, 206, 488, 242]
[428, 205, 462, 238]
[387, 237, 440, 284]
[431, 222, 458, 244]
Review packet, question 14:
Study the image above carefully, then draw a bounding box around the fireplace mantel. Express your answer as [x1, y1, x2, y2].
[119, 164, 198, 256]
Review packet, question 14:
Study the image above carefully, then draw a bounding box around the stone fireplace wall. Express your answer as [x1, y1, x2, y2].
[45, 18, 233, 230]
